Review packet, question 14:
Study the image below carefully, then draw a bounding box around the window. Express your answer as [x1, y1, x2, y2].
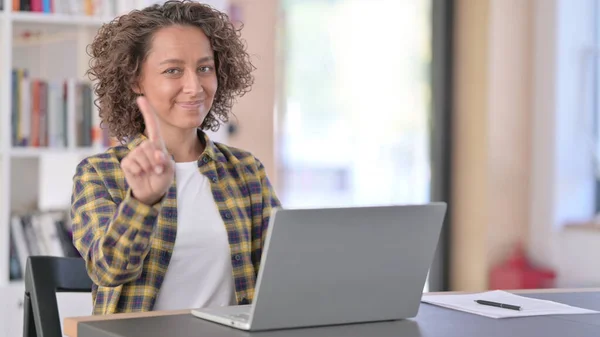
[277, 0, 433, 209]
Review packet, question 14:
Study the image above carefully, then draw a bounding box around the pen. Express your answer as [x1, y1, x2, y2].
[475, 300, 522, 311]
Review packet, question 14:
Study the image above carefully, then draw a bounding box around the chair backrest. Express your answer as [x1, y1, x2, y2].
[23, 256, 92, 337]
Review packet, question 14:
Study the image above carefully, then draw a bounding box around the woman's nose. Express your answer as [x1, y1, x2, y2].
[183, 71, 203, 95]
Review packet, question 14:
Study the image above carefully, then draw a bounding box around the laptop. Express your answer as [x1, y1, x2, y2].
[191, 202, 447, 331]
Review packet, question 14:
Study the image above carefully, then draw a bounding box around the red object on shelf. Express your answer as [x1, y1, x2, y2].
[489, 244, 556, 290]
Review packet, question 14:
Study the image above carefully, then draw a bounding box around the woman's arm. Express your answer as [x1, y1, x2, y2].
[250, 158, 281, 273]
[70, 159, 162, 287]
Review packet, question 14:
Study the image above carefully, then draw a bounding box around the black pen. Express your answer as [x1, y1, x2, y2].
[475, 300, 522, 311]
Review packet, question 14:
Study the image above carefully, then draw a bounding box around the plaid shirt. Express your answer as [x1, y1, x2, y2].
[70, 131, 281, 315]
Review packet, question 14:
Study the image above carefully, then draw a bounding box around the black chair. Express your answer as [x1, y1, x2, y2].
[23, 256, 92, 337]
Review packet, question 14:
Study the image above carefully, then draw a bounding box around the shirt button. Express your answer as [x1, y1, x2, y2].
[203, 156, 210, 163]
[225, 212, 232, 219]
[212, 177, 218, 183]
[234, 254, 242, 261]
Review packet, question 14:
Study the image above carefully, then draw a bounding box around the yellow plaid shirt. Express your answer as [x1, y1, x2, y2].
[70, 130, 281, 315]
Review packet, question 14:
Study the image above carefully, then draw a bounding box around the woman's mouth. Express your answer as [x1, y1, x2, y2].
[176, 100, 203, 110]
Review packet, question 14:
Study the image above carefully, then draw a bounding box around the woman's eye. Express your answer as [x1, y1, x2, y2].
[199, 66, 213, 73]
[164, 68, 181, 74]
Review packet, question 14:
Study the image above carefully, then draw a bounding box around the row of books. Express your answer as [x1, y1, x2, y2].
[9, 210, 79, 280]
[9, 0, 169, 17]
[11, 68, 115, 148]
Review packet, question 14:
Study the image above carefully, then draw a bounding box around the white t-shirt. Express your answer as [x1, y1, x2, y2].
[153, 161, 236, 311]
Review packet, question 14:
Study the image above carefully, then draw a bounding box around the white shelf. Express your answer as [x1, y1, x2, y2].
[1, 8, 113, 288]
[0, 0, 13, 289]
[9, 11, 111, 27]
[10, 147, 106, 158]
[9, 279, 24, 288]
[13, 31, 78, 47]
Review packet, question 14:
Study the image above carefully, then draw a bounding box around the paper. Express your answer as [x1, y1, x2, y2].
[421, 290, 599, 319]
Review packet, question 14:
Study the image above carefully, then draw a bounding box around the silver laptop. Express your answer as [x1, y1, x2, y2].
[191, 203, 447, 331]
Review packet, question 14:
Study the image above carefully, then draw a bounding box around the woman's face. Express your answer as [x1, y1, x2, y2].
[136, 25, 218, 134]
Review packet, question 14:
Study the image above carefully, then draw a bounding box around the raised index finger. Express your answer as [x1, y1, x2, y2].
[137, 96, 165, 150]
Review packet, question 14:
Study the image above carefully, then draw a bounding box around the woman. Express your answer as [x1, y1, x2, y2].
[70, 0, 280, 315]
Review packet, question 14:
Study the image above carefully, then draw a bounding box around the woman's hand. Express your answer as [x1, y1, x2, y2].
[121, 97, 175, 205]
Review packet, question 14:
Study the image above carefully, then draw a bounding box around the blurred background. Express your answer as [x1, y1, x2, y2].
[0, 0, 599, 335]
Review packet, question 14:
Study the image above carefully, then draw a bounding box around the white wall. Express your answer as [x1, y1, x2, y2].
[554, 230, 600, 287]
[451, 0, 600, 290]
[529, 0, 600, 287]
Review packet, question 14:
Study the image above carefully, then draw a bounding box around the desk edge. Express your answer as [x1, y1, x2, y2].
[425, 287, 600, 296]
[65, 309, 190, 337]
[64, 288, 600, 337]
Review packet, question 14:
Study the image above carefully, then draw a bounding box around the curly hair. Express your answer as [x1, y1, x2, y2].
[86, 0, 254, 143]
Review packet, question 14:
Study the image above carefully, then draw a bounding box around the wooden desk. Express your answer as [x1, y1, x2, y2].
[64, 309, 190, 337]
[64, 288, 600, 337]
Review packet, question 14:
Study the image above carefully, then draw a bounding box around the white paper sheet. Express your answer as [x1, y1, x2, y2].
[421, 290, 599, 319]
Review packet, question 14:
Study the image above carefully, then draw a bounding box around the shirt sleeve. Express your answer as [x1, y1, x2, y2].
[70, 159, 163, 287]
[250, 158, 281, 273]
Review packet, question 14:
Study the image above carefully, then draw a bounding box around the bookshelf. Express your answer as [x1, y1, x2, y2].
[11, 10, 110, 25]
[0, 1, 231, 334]
[0, 0, 123, 294]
